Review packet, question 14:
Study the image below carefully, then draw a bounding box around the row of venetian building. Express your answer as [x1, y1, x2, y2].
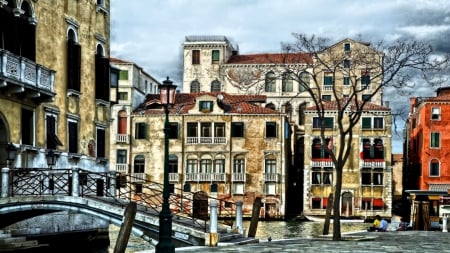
[4, 0, 445, 223]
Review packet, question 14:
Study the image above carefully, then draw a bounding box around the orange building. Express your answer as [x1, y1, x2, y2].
[405, 86, 450, 227]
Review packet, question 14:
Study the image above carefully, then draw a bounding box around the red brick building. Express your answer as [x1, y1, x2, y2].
[405, 87, 450, 227]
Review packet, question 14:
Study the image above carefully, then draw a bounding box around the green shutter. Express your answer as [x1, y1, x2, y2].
[362, 118, 371, 129]
[119, 70, 128, 80]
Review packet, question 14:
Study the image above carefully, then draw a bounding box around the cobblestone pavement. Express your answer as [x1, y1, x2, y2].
[170, 231, 450, 253]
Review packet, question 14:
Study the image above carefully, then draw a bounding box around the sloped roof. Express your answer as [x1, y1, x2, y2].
[227, 53, 312, 64]
[109, 57, 133, 64]
[133, 92, 276, 115]
[305, 99, 391, 112]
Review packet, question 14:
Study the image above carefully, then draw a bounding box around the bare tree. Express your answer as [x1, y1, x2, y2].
[280, 34, 449, 240]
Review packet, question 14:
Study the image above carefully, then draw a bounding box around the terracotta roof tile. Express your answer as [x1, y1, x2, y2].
[227, 53, 312, 64]
[133, 92, 276, 115]
[305, 99, 391, 112]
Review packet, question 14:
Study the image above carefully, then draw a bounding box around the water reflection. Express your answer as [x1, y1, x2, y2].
[107, 221, 369, 252]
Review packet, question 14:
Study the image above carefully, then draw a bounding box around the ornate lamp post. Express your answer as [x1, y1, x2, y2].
[46, 149, 57, 169]
[6, 143, 17, 168]
[155, 77, 177, 253]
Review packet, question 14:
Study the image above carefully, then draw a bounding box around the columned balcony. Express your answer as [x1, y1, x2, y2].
[0, 49, 55, 102]
[184, 173, 227, 182]
[310, 158, 334, 168]
[169, 173, 180, 183]
[115, 163, 128, 173]
[115, 134, 129, 144]
[186, 137, 227, 144]
[231, 173, 246, 182]
[263, 173, 280, 182]
[360, 159, 386, 169]
[131, 173, 145, 182]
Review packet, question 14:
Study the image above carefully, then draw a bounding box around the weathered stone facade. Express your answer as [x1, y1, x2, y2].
[130, 92, 290, 218]
[0, 0, 113, 172]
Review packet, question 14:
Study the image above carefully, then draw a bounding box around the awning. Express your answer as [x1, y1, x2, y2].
[373, 198, 384, 208]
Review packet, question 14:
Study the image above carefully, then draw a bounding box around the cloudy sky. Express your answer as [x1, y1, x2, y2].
[110, 0, 450, 152]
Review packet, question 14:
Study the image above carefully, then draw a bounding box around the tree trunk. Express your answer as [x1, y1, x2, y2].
[332, 167, 343, 240]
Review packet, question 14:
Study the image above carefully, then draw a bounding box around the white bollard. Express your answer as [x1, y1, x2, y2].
[235, 201, 243, 234]
[71, 168, 80, 197]
[443, 214, 448, 232]
[210, 201, 218, 233]
[1, 167, 9, 198]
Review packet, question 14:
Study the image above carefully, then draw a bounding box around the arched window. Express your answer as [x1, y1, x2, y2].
[67, 29, 81, 91]
[133, 155, 145, 173]
[233, 154, 245, 174]
[265, 71, 276, 92]
[211, 80, 221, 92]
[264, 154, 277, 174]
[190, 80, 200, 93]
[430, 159, 440, 177]
[282, 72, 293, 92]
[117, 110, 127, 134]
[95, 44, 110, 101]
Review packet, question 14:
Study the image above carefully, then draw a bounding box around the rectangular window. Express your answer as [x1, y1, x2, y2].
[68, 120, 78, 153]
[312, 117, 334, 128]
[21, 108, 34, 145]
[361, 168, 371, 185]
[169, 156, 178, 173]
[199, 101, 213, 112]
[430, 161, 440, 176]
[95, 56, 110, 101]
[431, 107, 441, 120]
[343, 59, 351, 68]
[231, 122, 244, 137]
[322, 95, 331, 101]
[362, 94, 371, 102]
[265, 183, 276, 195]
[265, 122, 277, 138]
[118, 92, 128, 100]
[201, 123, 211, 137]
[192, 50, 200, 64]
[233, 183, 244, 194]
[343, 76, 350, 85]
[169, 122, 179, 139]
[373, 117, 384, 129]
[96, 128, 105, 158]
[311, 198, 321, 209]
[135, 122, 147, 139]
[373, 170, 383, 185]
[187, 123, 198, 137]
[214, 123, 225, 137]
[265, 159, 276, 173]
[119, 70, 128, 80]
[212, 50, 220, 63]
[117, 149, 127, 164]
[323, 74, 333, 85]
[344, 43, 351, 52]
[46, 114, 62, 149]
[361, 117, 372, 129]
[431, 132, 440, 148]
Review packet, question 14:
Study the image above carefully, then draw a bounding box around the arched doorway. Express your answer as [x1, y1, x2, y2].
[341, 191, 353, 217]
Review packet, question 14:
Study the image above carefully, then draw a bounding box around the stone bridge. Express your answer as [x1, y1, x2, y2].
[0, 168, 247, 247]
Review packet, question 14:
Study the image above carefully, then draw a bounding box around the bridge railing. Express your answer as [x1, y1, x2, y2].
[4, 168, 238, 231]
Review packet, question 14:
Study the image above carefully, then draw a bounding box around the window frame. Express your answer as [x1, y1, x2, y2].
[312, 117, 334, 129]
[231, 122, 244, 138]
[192, 50, 200, 64]
[265, 122, 277, 138]
[211, 50, 220, 63]
[431, 107, 441, 120]
[135, 122, 147, 139]
[430, 159, 440, 177]
[430, 132, 440, 148]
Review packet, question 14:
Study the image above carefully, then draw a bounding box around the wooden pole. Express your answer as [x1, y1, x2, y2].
[114, 201, 137, 253]
[247, 197, 262, 238]
[323, 193, 333, 235]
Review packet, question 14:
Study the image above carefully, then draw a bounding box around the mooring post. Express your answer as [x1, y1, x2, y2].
[205, 201, 219, 247]
[71, 168, 79, 197]
[247, 197, 262, 238]
[114, 201, 137, 253]
[235, 201, 244, 234]
[1, 167, 9, 198]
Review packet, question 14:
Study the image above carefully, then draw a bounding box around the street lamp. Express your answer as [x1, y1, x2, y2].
[46, 149, 57, 169]
[156, 76, 177, 253]
[6, 143, 17, 168]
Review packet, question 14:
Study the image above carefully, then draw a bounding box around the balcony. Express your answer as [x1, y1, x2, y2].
[186, 137, 227, 144]
[0, 49, 55, 102]
[131, 173, 145, 183]
[169, 173, 180, 183]
[184, 173, 226, 182]
[115, 134, 129, 144]
[360, 159, 385, 169]
[115, 163, 128, 173]
[264, 173, 280, 182]
[232, 173, 246, 182]
[310, 158, 334, 168]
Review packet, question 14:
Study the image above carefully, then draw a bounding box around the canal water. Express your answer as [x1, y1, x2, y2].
[106, 221, 369, 253]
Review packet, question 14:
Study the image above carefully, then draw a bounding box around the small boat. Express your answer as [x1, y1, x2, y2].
[304, 215, 365, 223]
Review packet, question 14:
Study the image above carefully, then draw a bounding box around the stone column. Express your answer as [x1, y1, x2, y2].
[109, 171, 116, 197]
[71, 168, 80, 197]
[1, 167, 9, 198]
[235, 201, 243, 234]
